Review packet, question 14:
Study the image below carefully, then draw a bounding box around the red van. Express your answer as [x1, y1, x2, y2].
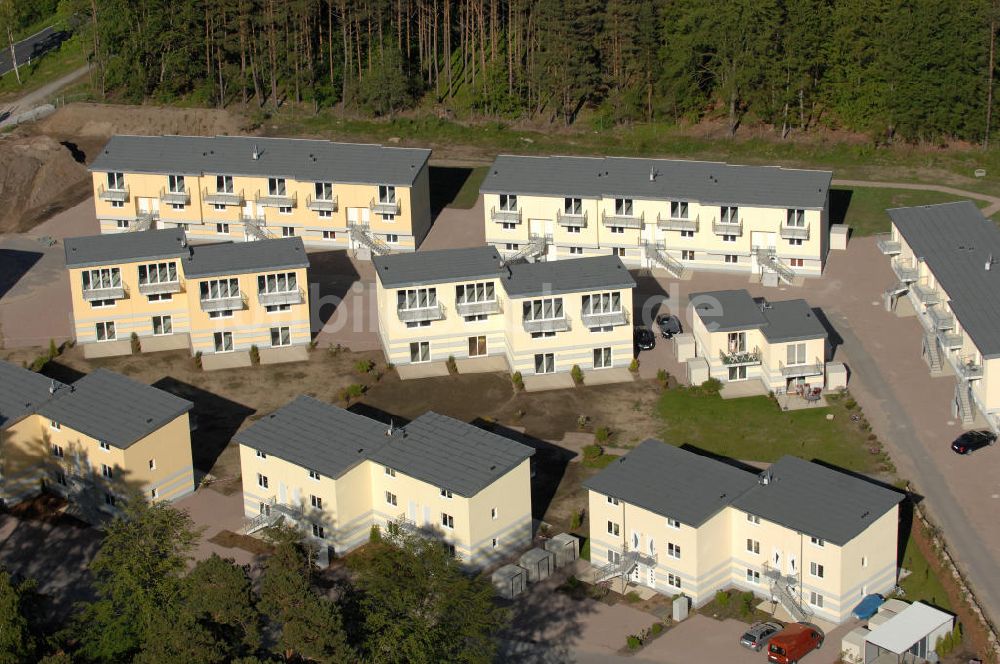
[766, 622, 824, 664]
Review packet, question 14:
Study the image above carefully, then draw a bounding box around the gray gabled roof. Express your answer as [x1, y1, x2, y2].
[374, 246, 503, 289]
[65, 229, 187, 268]
[481, 155, 832, 209]
[182, 237, 308, 278]
[0, 361, 64, 429]
[502, 255, 636, 297]
[732, 456, 903, 546]
[690, 289, 826, 342]
[888, 201, 1000, 358]
[233, 395, 390, 480]
[37, 369, 193, 449]
[90, 135, 431, 187]
[583, 440, 759, 527]
[368, 411, 534, 497]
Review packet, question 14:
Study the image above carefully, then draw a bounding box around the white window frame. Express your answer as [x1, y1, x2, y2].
[441, 513, 454, 529]
[746, 538, 760, 554]
[95, 321, 117, 342]
[213, 331, 234, 353]
[809, 591, 824, 608]
[522, 297, 564, 323]
[498, 193, 517, 211]
[667, 542, 681, 559]
[152, 315, 172, 336]
[99, 441, 111, 451]
[257, 473, 268, 488]
[746, 568, 760, 584]
[384, 466, 396, 478]
[666, 517, 680, 529]
[409, 341, 430, 364]
[168, 174, 185, 193]
[670, 200, 689, 219]
[270, 326, 291, 348]
[607, 521, 620, 536]
[385, 491, 397, 506]
[268, 177, 287, 197]
[593, 347, 612, 369]
[810, 536, 825, 548]
[667, 573, 682, 589]
[534, 353, 555, 375]
[746, 513, 761, 525]
[310, 494, 323, 509]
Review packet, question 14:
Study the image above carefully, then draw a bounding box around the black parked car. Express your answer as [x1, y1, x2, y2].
[634, 326, 656, 351]
[951, 430, 997, 455]
[656, 314, 682, 339]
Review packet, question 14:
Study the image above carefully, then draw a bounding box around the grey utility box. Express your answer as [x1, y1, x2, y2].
[492, 564, 528, 600]
[519, 548, 556, 583]
[544, 533, 580, 568]
[672, 594, 690, 622]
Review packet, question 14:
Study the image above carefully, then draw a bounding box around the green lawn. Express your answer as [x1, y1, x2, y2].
[655, 389, 877, 472]
[451, 165, 488, 209]
[835, 186, 984, 237]
[899, 533, 952, 612]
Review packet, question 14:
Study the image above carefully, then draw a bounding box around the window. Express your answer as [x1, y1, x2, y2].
[208, 310, 234, 319]
[670, 200, 689, 219]
[385, 491, 397, 506]
[723, 235, 736, 243]
[384, 466, 396, 477]
[138, 262, 178, 288]
[593, 347, 612, 369]
[281, 225, 294, 236]
[200, 277, 240, 302]
[809, 592, 824, 608]
[607, 495, 620, 506]
[323, 230, 336, 240]
[382, 214, 395, 223]
[213, 332, 233, 353]
[468, 336, 487, 357]
[440, 488, 453, 499]
[398, 287, 438, 312]
[150, 488, 158, 499]
[681, 250, 695, 261]
[268, 177, 287, 197]
[319, 210, 333, 219]
[312, 523, 325, 538]
[746, 568, 760, 584]
[386, 234, 398, 243]
[107, 171, 125, 190]
[168, 174, 185, 193]
[491, 507, 498, 520]
[378, 184, 396, 203]
[786, 208, 805, 227]
[613, 248, 627, 258]
[582, 292, 621, 318]
[96, 321, 117, 342]
[790, 258, 805, 268]
[534, 353, 555, 374]
[667, 574, 682, 589]
[171, 203, 185, 210]
[861, 556, 868, 568]
[609, 226, 625, 234]
[258, 272, 298, 297]
[90, 298, 115, 309]
[614, 198, 633, 216]
[55, 472, 67, 486]
[729, 365, 747, 381]
[810, 536, 825, 547]
[256, 450, 267, 459]
[406, 321, 431, 329]
[789, 238, 803, 246]
[666, 517, 680, 529]
[83, 267, 122, 293]
[315, 181, 333, 200]
[608, 549, 622, 565]
[149, 459, 156, 470]
[307, 469, 321, 481]
[270, 326, 291, 347]
[492, 538, 500, 549]
[216, 175, 234, 193]
[566, 226, 581, 234]
[310, 495, 323, 509]
[266, 304, 290, 313]
[147, 293, 171, 303]
[667, 542, 681, 559]
[724, 254, 738, 264]
[747, 513, 760, 525]
[443, 542, 456, 558]
[746, 539, 760, 554]
[456, 281, 496, 305]
[607, 521, 620, 536]
[720, 205, 739, 224]
[505, 243, 519, 251]
[530, 331, 555, 339]
[499, 193, 517, 211]
[564, 197, 583, 214]
[152, 315, 172, 336]
[523, 297, 564, 324]
[51, 444, 64, 458]
[257, 473, 269, 488]
[49, 420, 60, 430]
[787, 342, 807, 366]
[810, 562, 825, 578]
[568, 247, 583, 255]
[409, 341, 430, 363]
[441, 513, 454, 529]
[105, 493, 117, 507]
[680, 230, 694, 238]
[99, 441, 111, 451]
[101, 464, 113, 479]
[111, 200, 124, 208]
[501, 222, 516, 230]
[216, 223, 229, 234]
[213, 204, 226, 211]
[116, 219, 130, 229]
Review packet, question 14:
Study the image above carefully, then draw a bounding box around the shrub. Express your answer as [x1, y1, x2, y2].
[29, 354, 48, 372]
[583, 444, 603, 460]
[701, 378, 723, 396]
[628, 357, 639, 372]
[739, 591, 756, 617]
[845, 398, 858, 410]
[656, 368, 669, 388]
[577, 414, 589, 430]
[570, 364, 584, 385]
[49, 338, 60, 359]
[650, 622, 664, 636]
[355, 358, 375, 374]
[626, 635, 642, 651]
[715, 590, 730, 608]
[369, 524, 381, 542]
[340, 383, 366, 401]
[511, 371, 524, 390]
[249, 344, 260, 365]
[194, 351, 203, 369]
[327, 343, 344, 358]
[570, 510, 584, 530]
[580, 538, 590, 561]
[625, 591, 641, 603]
[594, 426, 611, 444]
[129, 332, 140, 354]
[446, 355, 458, 374]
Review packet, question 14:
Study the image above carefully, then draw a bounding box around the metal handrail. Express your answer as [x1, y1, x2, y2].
[601, 209, 644, 229]
[556, 209, 588, 228]
[491, 206, 522, 224]
[720, 346, 761, 366]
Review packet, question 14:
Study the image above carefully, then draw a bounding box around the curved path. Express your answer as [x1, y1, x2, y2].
[833, 178, 1000, 217]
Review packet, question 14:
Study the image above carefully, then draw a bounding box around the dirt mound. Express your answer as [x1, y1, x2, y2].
[0, 134, 90, 233]
[39, 102, 245, 140]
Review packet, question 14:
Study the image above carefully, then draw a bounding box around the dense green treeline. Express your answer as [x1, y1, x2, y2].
[9, 0, 1000, 143]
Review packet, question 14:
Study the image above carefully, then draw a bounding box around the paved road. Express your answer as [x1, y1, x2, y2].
[0, 63, 89, 127]
[0, 26, 68, 76]
[832, 178, 1000, 217]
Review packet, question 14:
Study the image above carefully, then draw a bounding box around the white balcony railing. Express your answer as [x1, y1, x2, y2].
[159, 187, 190, 205]
[580, 308, 629, 328]
[601, 210, 644, 230]
[257, 190, 297, 208]
[371, 197, 401, 216]
[720, 346, 761, 366]
[891, 258, 919, 283]
[911, 282, 940, 305]
[556, 210, 588, 228]
[779, 224, 810, 240]
[138, 280, 182, 296]
[397, 303, 446, 323]
[258, 289, 305, 307]
[455, 299, 502, 317]
[957, 358, 984, 381]
[927, 306, 954, 330]
[523, 316, 571, 334]
[712, 219, 743, 236]
[98, 185, 130, 202]
[203, 188, 244, 206]
[82, 285, 126, 301]
[875, 233, 902, 255]
[491, 207, 522, 224]
[200, 294, 244, 312]
[779, 359, 824, 378]
[656, 214, 699, 232]
[306, 194, 339, 212]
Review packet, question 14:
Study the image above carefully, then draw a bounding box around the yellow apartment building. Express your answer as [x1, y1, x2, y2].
[688, 289, 828, 393]
[0, 361, 195, 520]
[585, 440, 903, 624]
[373, 246, 637, 382]
[879, 201, 1000, 430]
[236, 395, 534, 567]
[89, 135, 432, 258]
[64, 229, 311, 369]
[480, 155, 832, 284]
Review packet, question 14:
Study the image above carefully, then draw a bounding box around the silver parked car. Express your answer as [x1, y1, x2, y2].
[739, 621, 783, 652]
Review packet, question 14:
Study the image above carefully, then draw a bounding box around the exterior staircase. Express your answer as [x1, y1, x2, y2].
[242, 216, 275, 241]
[129, 213, 158, 232]
[883, 281, 909, 311]
[922, 332, 943, 372]
[644, 243, 687, 278]
[503, 234, 548, 265]
[754, 247, 795, 284]
[764, 564, 812, 622]
[349, 224, 391, 257]
[956, 384, 976, 426]
[595, 548, 640, 584]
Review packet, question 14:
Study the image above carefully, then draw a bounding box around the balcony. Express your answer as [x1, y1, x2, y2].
[397, 303, 446, 323]
[202, 188, 243, 206]
[556, 210, 588, 228]
[491, 207, 522, 224]
[200, 294, 244, 312]
[138, 280, 182, 296]
[779, 224, 810, 241]
[601, 209, 644, 230]
[780, 359, 824, 378]
[911, 282, 940, 305]
[580, 308, 629, 328]
[455, 299, 502, 317]
[97, 185, 129, 203]
[712, 219, 743, 236]
[938, 330, 963, 350]
[306, 194, 339, 212]
[891, 258, 919, 282]
[957, 358, 984, 381]
[875, 233, 902, 255]
[656, 213, 699, 232]
[720, 347, 761, 366]
[82, 284, 126, 301]
[523, 316, 571, 334]
[257, 190, 297, 208]
[927, 306, 954, 330]
[159, 187, 190, 205]
[371, 197, 401, 216]
[258, 289, 305, 307]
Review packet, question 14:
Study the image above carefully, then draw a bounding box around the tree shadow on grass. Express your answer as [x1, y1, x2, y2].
[429, 166, 474, 219]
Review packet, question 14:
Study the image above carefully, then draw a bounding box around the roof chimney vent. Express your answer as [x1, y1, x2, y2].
[649, 165, 658, 182]
[49, 379, 58, 395]
[251, 144, 260, 160]
[759, 469, 772, 485]
[987, 253, 993, 271]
